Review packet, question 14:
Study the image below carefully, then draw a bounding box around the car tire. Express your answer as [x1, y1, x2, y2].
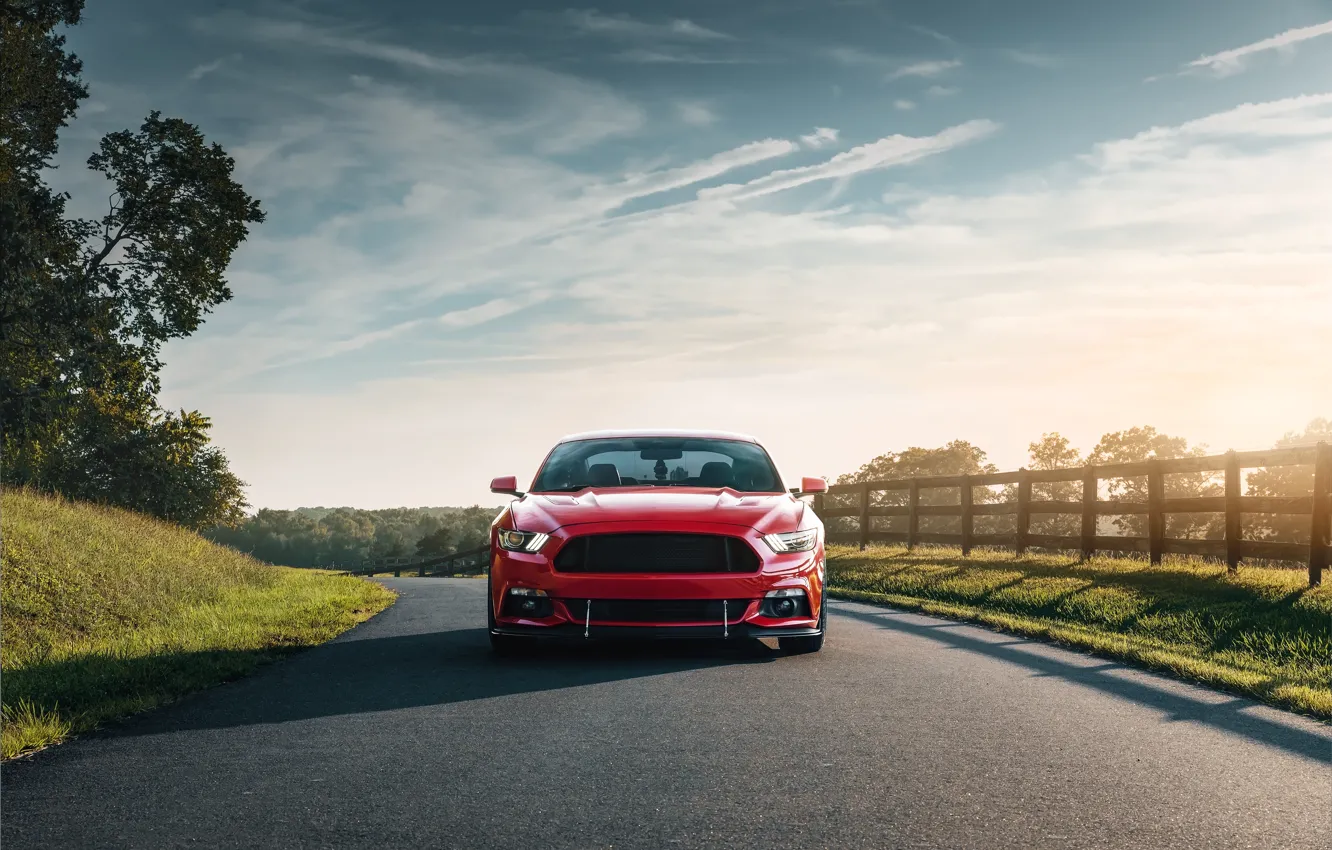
[487, 575, 528, 656]
[779, 593, 826, 655]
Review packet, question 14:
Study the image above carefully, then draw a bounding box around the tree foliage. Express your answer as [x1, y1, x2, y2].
[1, 2, 260, 529]
[1245, 418, 1332, 544]
[1088, 426, 1218, 538]
[831, 440, 1000, 535]
[1027, 432, 1083, 536]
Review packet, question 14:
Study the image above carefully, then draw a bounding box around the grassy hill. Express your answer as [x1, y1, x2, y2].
[1, 489, 395, 759]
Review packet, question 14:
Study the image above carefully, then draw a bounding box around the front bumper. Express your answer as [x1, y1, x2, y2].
[490, 521, 826, 639]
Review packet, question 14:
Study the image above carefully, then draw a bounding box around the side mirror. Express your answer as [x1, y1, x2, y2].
[490, 475, 524, 497]
[797, 476, 828, 495]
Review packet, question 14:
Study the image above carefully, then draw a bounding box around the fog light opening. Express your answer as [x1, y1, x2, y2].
[763, 588, 809, 619]
[501, 587, 552, 619]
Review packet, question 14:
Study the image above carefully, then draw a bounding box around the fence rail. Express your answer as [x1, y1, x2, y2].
[351, 545, 491, 578]
[815, 443, 1332, 587]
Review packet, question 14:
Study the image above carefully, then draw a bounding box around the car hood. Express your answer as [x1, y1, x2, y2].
[508, 487, 810, 535]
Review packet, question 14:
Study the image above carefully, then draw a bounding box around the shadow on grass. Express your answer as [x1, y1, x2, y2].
[836, 604, 1332, 766]
[830, 547, 1310, 602]
[6, 627, 780, 745]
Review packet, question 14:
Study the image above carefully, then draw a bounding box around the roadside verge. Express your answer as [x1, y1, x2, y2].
[826, 544, 1332, 720]
[1, 489, 396, 760]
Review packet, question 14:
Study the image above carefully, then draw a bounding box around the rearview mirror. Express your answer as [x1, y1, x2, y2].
[797, 476, 828, 495]
[490, 475, 524, 497]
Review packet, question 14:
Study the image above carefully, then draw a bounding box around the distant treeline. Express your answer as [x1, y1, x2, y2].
[205, 505, 501, 568]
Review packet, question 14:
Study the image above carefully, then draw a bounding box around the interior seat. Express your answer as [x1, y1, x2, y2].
[587, 463, 622, 487]
[698, 461, 734, 487]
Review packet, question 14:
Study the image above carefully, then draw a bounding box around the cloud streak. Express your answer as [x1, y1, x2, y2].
[799, 127, 839, 148]
[563, 9, 731, 41]
[1187, 18, 1332, 76]
[888, 59, 961, 79]
[700, 120, 998, 201]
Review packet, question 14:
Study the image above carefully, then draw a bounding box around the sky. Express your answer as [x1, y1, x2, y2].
[54, 0, 1332, 509]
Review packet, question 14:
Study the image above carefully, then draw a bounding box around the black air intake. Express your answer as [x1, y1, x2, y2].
[562, 598, 754, 623]
[553, 533, 760, 573]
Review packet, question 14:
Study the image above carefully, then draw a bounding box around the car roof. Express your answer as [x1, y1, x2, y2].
[556, 428, 761, 444]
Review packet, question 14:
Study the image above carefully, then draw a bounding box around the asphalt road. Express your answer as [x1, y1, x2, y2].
[3, 579, 1330, 850]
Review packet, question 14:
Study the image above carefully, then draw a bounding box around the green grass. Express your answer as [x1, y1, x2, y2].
[827, 544, 1332, 719]
[1, 489, 396, 760]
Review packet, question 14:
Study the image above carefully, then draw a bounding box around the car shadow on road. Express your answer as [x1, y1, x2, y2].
[91, 628, 781, 739]
[837, 604, 1332, 766]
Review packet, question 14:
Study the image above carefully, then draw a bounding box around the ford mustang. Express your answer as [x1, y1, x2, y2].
[486, 429, 829, 655]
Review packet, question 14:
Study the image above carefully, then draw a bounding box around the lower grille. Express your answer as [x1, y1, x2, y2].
[553, 533, 760, 573]
[561, 598, 754, 624]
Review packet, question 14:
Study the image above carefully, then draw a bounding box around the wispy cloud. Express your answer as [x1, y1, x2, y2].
[438, 293, 549, 328]
[1002, 48, 1061, 68]
[800, 127, 840, 148]
[187, 54, 235, 81]
[675, 100, 716, 126]
[216, 13, 645, 153]
[614, 47, 746, 64]
[606, 139, 800, 208]
[894, 99, 916, 111]
[1083, 93, 1332, 169]
[888, 59, 961, 80]
[1186, 18, 1332, 76]
[927, 84, 959, 97]
[827, 46, 890, 67]
[700, 120, 998, 201]
[563, 9, 731, 41]
[908, 25, 956, 47]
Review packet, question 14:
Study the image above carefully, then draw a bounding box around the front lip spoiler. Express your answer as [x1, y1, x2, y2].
[490, 623, 822, 641]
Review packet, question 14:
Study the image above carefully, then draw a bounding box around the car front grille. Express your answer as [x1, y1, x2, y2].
[560, 598, 754, 624]
[552, 533, 760, 573]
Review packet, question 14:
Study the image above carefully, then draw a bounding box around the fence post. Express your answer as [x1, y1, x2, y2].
[1015, 468, 1031, 556]
[418, 558, 426, 577]
[1225, 450, 1241, 573]
[907, 480, 920, 551]
[858, 482, 871, 551]
[813, 491, 825, 518]
[1081, 466, 1097, 562]
[960, 475, 973, 556]
[1148, 459, 1164, 566]
[1310, 442, 1330, 588]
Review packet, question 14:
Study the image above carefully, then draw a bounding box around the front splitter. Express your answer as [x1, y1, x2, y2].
[490, 623, 822, 641]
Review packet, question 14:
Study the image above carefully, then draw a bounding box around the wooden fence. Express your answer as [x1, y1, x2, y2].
[353, 545, 491, 578]
[815, 442, 1332, 587]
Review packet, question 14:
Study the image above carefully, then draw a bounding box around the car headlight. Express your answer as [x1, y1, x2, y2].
[762, 528, 819, 553]
[496, 529, 550, 552]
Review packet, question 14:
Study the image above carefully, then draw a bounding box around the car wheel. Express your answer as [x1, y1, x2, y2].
[779, 593, 826, 655]
[487, 576, 527, 656]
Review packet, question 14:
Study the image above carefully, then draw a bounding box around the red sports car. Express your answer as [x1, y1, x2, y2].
[486, 429, 829, 654]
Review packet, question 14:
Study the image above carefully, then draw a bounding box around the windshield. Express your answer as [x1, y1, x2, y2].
[531, 437, 785, 493]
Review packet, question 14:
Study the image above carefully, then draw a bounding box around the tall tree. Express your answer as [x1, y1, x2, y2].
[1, 3, 262, 528]
[1088, 426, 1218, 538]
[1027, 433, 1083, 536]
[1245, 418, 1332, 544]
